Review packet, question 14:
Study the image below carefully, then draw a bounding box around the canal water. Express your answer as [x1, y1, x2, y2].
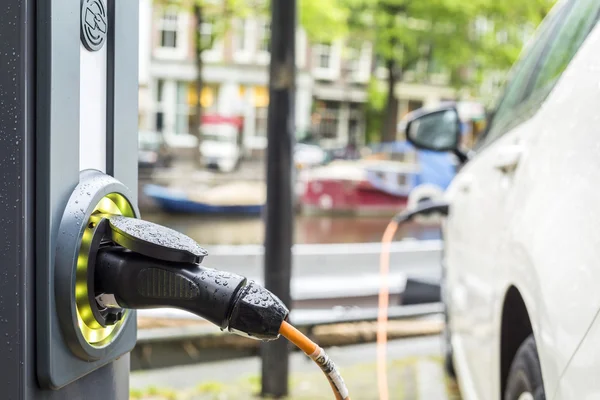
[142, 212, 442, 245]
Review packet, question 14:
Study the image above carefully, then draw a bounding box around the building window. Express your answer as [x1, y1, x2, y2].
[155, 80, 165, 132]
[344, 46, 360, 78]
[176, 82, 192, 135]
[199, 21, 214, 50]
[314, 43, 332, 69]
[258, 20, 270, 52]
[181, 82, 219, 135]
[158, 10, 179, 48]
[255, 107, 268, 137]
[156, 79, 165, 102]
[313, 101, 340, 140]
[348, 103, 364, 145]
[155, 112, 164, 132]
[234, 19, 251, 53]
[251, 86, 269, 137]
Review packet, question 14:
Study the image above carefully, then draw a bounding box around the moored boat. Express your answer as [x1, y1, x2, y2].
[298, 160, 409, 216]
[144, 182, 265, 215]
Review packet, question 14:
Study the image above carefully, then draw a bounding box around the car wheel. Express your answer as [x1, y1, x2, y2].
[505, 335, 545, 400]
[444, 350, 456, 378]
[443, 326, 456, 378]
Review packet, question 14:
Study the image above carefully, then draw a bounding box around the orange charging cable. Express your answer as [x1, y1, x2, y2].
[377, 202, 448, 399]
[280, 320, 351, 400]
[283, 202, 446, 400]
[376, 220, 399, 400]
[280, 219, 399, 400]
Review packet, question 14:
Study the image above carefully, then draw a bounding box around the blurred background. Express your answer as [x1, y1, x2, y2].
[131, 0, 555, 398]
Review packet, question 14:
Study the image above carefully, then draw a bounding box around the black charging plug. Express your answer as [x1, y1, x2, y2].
[92, 216, 289, 341]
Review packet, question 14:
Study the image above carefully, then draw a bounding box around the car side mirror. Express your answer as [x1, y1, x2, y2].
[406, 105, 461, 151]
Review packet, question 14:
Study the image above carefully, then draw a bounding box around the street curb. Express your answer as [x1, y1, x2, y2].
[132, 318, 443, 370]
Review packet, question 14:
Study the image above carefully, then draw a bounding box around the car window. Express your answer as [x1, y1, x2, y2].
[479, 0, 600, 151]
[478, 3, 569, 148]
[531, 0, 600, 93]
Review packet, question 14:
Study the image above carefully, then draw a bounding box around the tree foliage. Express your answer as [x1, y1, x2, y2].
[344, 0, 556, 142]
[152, 0, 556, 144]
[299, 0, 349, 42]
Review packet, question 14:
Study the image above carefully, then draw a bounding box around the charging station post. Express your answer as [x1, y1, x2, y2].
[0, 0, 137, 398]
[261, 0, 297, 397]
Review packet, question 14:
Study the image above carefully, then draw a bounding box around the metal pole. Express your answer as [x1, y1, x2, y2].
[261, 0, 296, 397]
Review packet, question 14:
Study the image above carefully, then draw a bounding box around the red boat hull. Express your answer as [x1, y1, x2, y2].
[300, 178, 407, 215]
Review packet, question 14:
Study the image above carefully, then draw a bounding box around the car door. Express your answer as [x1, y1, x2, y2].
[445, 128, 523, 400]
[445, 3, 573, 399]
[496, 2, 600, 397]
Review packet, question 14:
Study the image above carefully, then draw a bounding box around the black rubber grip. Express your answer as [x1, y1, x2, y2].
[227, 280, 289, 340]
[136, 268, 200, 299]
[95, 247, 246, 329]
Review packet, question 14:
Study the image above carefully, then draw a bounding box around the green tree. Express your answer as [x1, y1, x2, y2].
[365, 78, 387, 144]
[345, 0, 555, 143]
[299, 0, 349, 42]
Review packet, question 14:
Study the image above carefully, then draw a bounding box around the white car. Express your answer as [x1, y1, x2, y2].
[199, 124, 241, 173]
[407, 1, 600, 399]
[294, 143, 327, 169]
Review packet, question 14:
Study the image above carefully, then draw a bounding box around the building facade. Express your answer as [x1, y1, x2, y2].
[138, 1, 459, 155]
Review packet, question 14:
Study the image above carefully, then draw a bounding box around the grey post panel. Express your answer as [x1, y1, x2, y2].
[1, 0, 137, 398]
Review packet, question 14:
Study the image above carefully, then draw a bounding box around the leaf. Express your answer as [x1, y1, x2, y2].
[299, 0, 349, 41]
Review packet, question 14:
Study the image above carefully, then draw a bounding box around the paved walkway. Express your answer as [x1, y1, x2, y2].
[130, 336, 459, 399]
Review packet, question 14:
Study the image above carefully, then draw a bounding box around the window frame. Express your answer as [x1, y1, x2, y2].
[258, 20, 271, 53]
[314, 43, 332, 70]
[199, 21, 214, 50]
[313, 41, 342, 80]
[158, 9, 179, 49]
[155, 79, 166, 132]
[175, 82, 191, 135]
[343, 45, 361, 80]
[232, 18, 254, 63]
[154, 8, 189, 60]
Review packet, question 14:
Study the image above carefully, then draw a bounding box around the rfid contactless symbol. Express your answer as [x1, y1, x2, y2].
[81, 0, 108, 52]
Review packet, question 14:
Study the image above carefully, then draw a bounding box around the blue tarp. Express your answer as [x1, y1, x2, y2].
[369, 141, 456, 191]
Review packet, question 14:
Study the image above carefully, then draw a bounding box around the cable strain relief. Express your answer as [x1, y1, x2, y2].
[227, 281, 289, 341]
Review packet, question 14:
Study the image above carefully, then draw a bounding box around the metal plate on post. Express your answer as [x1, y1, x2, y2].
[81, 0, 108, 52]
[79, 0, 108, 172]
[106, 0, 139, 194]
[36, 0, 140, 394]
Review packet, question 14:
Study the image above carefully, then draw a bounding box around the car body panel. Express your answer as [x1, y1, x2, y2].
[533, 24, 600, 399]
[556, 310, 600, 399]
[447, 18, 600, 400]
[446, 117, 537, 399]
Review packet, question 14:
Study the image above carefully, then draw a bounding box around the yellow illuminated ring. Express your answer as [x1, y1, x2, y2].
[75, 193, 135, 347]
